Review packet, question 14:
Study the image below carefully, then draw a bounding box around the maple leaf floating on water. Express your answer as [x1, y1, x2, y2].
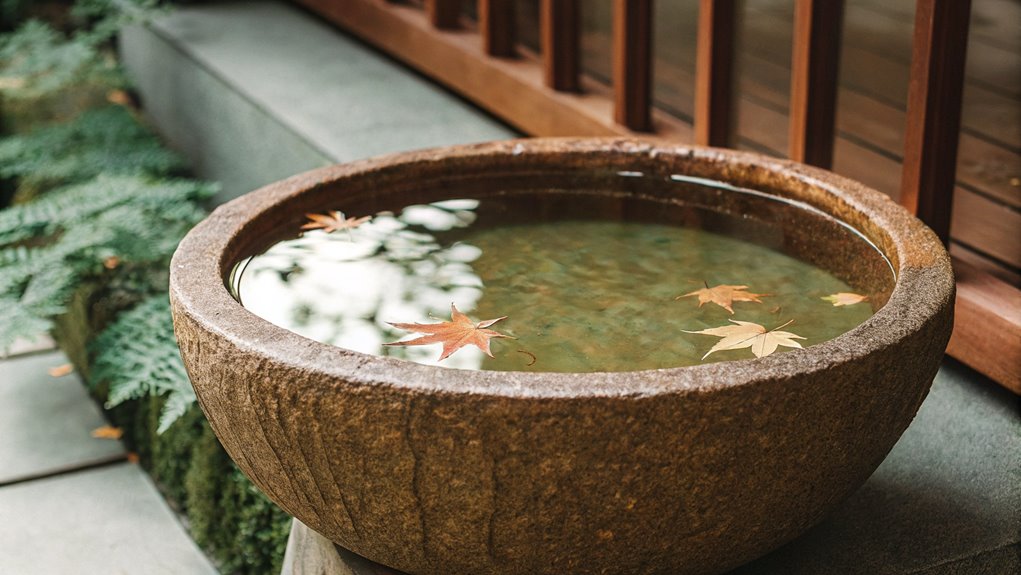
[300, 210, 371, 233]
[684, 319, 805, 360]
[822, 292, 869, 307]
[676, 284, 768, 314]
[385, 304, 512, 361]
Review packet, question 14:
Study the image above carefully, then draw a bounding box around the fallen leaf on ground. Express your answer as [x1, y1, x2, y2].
[300, 211, 371, 234]
[107, 89, 133, 107]
[385, 304, 512, 361]
[677, 284, 768, 314]
[91, 426, 123, 440]
[822, 292, 869, 307]
[48, 364, 73, 377]
[684, 319, 805, 360]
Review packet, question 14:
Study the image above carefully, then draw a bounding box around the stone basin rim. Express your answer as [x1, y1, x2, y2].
[169, 137, 952, 400]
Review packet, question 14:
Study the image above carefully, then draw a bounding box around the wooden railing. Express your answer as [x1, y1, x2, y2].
[292, 0, 1020, 392]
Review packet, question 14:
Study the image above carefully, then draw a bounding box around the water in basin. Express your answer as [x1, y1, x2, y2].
[231, 181, 890, 372]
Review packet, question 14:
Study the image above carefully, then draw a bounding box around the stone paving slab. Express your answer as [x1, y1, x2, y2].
[1, 334, 55, 359]
[0, 351, 125, 485]
[732, 359, 1021, 574]
[0, 463, 217, 574]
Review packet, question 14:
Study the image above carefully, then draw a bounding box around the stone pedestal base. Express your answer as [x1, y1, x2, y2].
[281, 519, 406, 575]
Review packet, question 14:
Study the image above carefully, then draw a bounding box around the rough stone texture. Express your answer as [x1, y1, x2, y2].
[0, 351, 124, 485]
[279, 360, 1021, 575]
[118, 0, 514, 203]
[0, 463, 218, 574]
[169, 139, 955, 575]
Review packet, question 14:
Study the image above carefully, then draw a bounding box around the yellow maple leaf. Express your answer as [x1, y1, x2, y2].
[684, 319, 805, 360]
[676, 284, 768, 314]
[822, 292, 869, 307]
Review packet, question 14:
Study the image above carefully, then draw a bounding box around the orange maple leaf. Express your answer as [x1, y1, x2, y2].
[91, 425, 123, 440]
[48, 364, 73, 377]
[385, 304, 512, 361]
[676, 284, 768, 314]
[300, 211, 371, 233]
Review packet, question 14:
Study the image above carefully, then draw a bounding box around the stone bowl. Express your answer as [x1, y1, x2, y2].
[169, 138, 954, 575]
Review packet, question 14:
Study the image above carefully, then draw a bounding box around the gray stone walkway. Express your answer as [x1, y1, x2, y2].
[0, 350, 218, 573]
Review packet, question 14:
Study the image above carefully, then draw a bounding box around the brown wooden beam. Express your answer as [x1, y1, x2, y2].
[480, 0, 516, 57]
[789, 0, 844, 168]
[900, 0, 972, 245]
[613, 0, 653, 131]
[694, 0, 736, 147]
[948, 256, 1021, 393]
[540, 0, 580, 92]
[425, 0, 460, 29]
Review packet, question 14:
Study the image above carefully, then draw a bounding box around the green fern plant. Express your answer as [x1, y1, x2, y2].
[0, 174, 215, 351]
[0, 105, 185, 197]
[0, 1, 162, 101]
[90, 294, 195, 433]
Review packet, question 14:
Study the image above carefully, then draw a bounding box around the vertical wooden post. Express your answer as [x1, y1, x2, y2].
[480, 0, 516, 57]
[541, 0, 580, 91]
[789, 0, 844, 168]
[613, 0, 653, 131]
[900, 0, 971, 244]
[425, 0, 460, 29]
[694, 0, 736, 147]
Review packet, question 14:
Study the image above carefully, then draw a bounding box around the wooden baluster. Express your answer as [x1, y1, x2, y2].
[426, 0, 460, 29]
[900, 0, 971, 245]
[694, 0, 736, 147]
[613, 0, 653, 131]
[480, 0, 516, 57]
[541, 0, 580, 91]
[789, 0, 844, 168]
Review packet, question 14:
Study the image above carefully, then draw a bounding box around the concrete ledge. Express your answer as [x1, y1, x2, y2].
[119, 0, 514, 203]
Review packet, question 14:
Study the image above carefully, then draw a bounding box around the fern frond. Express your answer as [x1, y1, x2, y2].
[90, 294, 195, 433]
[0, 296, 54, 350]
[0, 106, 185, 187]
[0, 174, 214, 247]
